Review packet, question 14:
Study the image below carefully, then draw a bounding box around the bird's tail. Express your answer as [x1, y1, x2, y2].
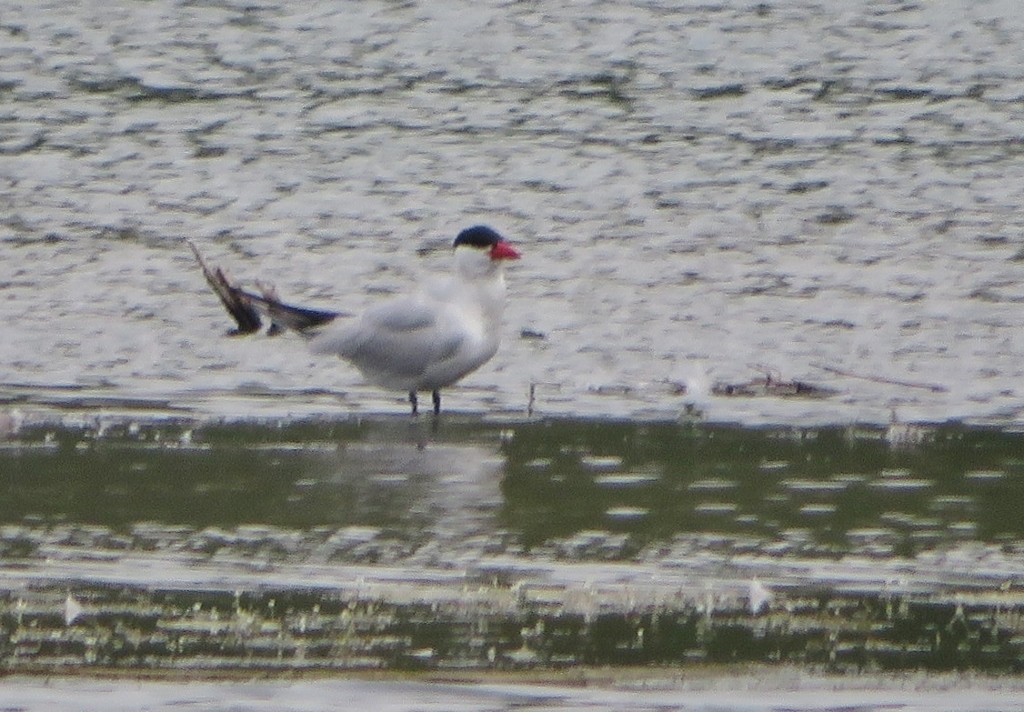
[188, 240, 343, 336]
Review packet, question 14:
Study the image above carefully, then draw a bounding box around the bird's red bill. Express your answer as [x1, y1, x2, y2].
[490, 241, 521, 261]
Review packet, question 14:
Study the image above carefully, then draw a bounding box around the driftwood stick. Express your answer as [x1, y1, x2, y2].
[812, 363, 948, 393]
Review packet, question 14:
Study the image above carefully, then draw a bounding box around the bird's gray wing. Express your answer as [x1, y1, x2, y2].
[364, 301, 437, 333]
[309, 299, 464, 382]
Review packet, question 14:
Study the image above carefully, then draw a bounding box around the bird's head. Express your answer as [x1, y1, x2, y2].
[452, 225, 520, 277]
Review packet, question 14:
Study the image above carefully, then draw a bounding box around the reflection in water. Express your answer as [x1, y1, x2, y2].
[310, 422, 505, 561]
[0, 417, 507, 570]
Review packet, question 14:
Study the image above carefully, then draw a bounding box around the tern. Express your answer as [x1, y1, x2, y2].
[190, 225, 521, 415]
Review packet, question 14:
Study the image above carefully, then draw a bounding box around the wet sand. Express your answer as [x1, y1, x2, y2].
[5, 667, 1024, 712]
[2, 0, 1024, 426]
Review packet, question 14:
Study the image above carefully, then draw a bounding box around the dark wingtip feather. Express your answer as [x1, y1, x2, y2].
[255, 281, 341, 334]
[189, 240, 343, 336]
[188, 240, 263, 335]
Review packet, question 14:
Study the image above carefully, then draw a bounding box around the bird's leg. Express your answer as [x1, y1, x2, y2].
[409, 391, 419, 416]
[432, 390, 441, 415]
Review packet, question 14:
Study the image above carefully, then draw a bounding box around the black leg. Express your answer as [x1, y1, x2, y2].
[432, 390, 441, 415]
[409, 391, 418, 415]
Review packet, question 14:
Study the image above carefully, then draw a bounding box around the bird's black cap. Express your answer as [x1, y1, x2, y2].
[453, 225, 504, 249]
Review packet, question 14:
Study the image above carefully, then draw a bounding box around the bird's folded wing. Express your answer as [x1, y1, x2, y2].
[310, 301, 464, 379]
[364, 302, 438, 333]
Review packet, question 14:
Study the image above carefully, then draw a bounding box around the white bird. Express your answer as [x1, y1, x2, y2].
[191, 225, 521, 415]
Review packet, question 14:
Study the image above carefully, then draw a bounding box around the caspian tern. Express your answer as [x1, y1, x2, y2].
[190, 225, 521, 415]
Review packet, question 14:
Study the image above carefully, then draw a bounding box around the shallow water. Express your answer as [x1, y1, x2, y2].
[3, 418, 1024, 675]
[4, 0, 1024, 705]
[2, 0, 1024, 425]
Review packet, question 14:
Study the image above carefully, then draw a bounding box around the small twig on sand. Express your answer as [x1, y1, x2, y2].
[811, 363, 948, 393]
[712, 375, 836, 398]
